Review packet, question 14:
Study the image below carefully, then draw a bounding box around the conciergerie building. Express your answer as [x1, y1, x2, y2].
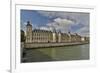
[24, 21, 88, 43]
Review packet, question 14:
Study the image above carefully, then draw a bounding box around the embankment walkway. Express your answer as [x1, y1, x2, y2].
[22, 42, 89, 49]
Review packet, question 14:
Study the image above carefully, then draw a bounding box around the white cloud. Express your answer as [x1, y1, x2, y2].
[45, 17, 89, 36]
[54, 18, 74, 26]
[76, 26, 89, 37]
[21, 22, 26, 31]
[37, 11, 57, 18]
[21, 11, 89, 36]
[39, 26, 53, 31]
[44, 18, 75, 33]
[37, 11, 89, 25]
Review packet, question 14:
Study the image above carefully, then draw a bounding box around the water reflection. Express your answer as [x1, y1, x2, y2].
[21, 44, 89, 63]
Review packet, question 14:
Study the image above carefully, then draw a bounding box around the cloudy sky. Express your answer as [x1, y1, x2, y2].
[21, 10, 89, 37]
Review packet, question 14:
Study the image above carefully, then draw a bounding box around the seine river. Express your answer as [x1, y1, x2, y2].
[22, 44, 89, 62]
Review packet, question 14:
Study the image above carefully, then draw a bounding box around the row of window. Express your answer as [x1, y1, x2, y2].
[32, 37, 52, 40]
[32, 33, 52, 36]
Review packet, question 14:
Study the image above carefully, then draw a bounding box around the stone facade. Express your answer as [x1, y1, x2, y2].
[25, 21, 82, 43]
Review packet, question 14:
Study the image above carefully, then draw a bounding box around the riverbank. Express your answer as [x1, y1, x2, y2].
[22, 42, 89, 49]
[21, 44, 89, 63]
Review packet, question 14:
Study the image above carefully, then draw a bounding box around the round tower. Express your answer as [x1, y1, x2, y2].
[26, 21, 32, 43]
[52, 28, 56, 43]
[58, 30, 61, 43]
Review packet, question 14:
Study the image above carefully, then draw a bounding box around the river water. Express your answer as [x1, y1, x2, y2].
[21, 44, 89, 63]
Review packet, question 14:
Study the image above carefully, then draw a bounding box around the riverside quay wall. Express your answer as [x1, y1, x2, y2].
[23, 42, 89, 49]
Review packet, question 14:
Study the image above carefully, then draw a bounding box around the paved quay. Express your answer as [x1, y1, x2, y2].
[23, 42, 88, 49]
